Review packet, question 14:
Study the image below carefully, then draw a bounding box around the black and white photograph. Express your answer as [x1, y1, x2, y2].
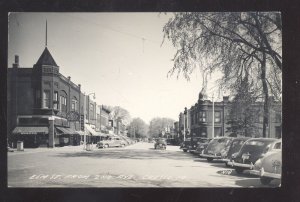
[7, 12, 283, 188]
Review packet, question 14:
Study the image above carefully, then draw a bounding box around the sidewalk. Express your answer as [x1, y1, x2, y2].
[7, 145, 87, 155]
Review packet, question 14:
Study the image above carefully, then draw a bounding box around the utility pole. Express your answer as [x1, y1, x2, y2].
[83, 93, 86, 149]
[212, 94, 215, 138]
[183, 112, 186, 141]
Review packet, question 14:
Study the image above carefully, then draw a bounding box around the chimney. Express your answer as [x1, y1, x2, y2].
[78, 84, 81, 90]
[223, 96, 229, 102]
[68, 76, 71, 80]
[13, 55, 19, 68]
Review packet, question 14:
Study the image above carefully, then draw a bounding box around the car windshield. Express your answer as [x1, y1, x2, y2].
[273, 142, 282, 149]
[157, 139, 166, 143]
[212, 138, 231, 145]
[198, 139, 209, 143]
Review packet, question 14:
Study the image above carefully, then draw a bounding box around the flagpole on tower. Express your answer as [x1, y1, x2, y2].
[46, 20, 47, 47]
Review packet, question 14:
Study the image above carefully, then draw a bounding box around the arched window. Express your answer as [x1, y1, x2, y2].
[60, 90, 67, 113]
[71, 96, 78, 112]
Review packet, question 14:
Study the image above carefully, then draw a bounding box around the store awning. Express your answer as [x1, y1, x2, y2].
[85, 124, 99, 136]
[56, 126, 72, 135]
[56, 126, 81, 135]
[12, 126, 49, 135]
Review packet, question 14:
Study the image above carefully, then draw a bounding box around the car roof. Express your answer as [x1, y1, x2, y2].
[232, 137, 251, 141]
[212, 136, 233, 140]
[246, 138, 278, 142]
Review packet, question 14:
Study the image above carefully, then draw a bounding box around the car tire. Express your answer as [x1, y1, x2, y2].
[207, 158, 213, 162]
[260, 177, 272, 185]
[183, 149, 187, 152]
[235, 168, 244, 174]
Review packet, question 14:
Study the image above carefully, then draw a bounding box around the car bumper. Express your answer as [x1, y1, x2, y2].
[249, 169, 281, 179]
[219, 158, 230, 162]
[200, 154, 222, 159]
[227, 161, 254, 169]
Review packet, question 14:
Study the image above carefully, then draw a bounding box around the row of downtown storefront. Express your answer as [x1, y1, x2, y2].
[7, 45, 126, 148]
[9, 111, 117, 148]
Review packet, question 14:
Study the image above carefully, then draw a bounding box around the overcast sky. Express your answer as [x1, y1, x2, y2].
[8, 12, 223, 124]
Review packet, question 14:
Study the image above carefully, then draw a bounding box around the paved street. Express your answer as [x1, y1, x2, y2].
[8, 142, 280, 187]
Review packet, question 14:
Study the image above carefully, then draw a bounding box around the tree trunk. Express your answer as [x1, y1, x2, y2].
[261, 52, 269, 138]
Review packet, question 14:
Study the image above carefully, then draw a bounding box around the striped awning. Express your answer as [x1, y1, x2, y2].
[56, 126, 81, 135]
[12, 126, 49, 135]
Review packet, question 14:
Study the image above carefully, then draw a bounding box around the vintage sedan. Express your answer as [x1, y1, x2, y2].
[194, 138, 212, 155]
[180, 138, 191, 152]
[221, 137, 250, 166]
[154, 138, 167, 150]
[97, 136, 124, 148]
[227, 138, 279, 174]
[200, 137, 234, 162]
[249, 148, 281, 185]
[188, 137, 210, 154]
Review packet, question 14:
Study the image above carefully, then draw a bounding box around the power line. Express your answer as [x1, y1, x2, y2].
[65, 14, 162, 45]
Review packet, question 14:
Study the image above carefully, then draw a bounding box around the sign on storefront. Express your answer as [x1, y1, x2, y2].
[80, 115, 84, 131]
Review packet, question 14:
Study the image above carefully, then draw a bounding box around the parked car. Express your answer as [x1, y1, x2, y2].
[180, 138, 191, 152]
[154, 138, 167, 150]
[189, 137, 211, 154]
[166, 138, 178, 145]
[200, 137, 234, 162]
[194, 138, 212, 155]
[221, 137, 250, 166]
[227, 138, 279, 174]
[97, 136, 125, 148]
[249, 146, 282, 185]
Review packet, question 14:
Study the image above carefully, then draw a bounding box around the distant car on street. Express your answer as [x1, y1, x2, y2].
[249, 143, 282, 185]
[200, 137, 234, 162]
[220, 137, 250, 166]
[154, 138, 167, 150]
[97, 136, 125, 148]
[227, 138, 279, 174]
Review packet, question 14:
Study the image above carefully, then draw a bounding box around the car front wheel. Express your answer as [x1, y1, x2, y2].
[207, 158, 213, 162]
[260, 177, 272, 185]
[235, 168, 244, 174]
[183, 149, 187, 152]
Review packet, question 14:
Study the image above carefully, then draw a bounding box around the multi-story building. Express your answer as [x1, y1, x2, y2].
[179, 91, 282, 139]
[7, 48, 85, 147]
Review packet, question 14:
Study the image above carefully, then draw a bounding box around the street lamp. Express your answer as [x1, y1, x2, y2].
[83, 92, 96, 150]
